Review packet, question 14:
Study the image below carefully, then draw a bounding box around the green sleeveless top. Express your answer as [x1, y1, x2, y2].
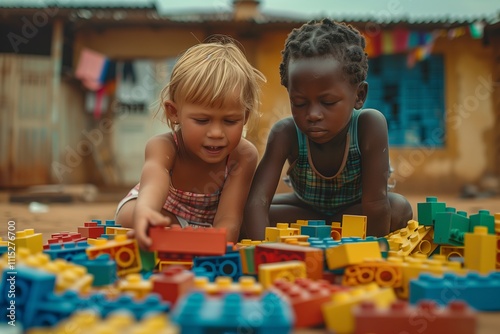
[287, 109, 363, 215]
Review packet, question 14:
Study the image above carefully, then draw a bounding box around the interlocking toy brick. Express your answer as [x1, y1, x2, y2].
[341, 215, 367, 239]
[464, 226, 496, 273]
[254, 243, 324, 279]
[325, 240, 382, 270]
[193, 275, 263, 296]
[386, 220, 434, 256]
[152, 265, 195, 306]
[193, 252, 242, 280]
[279, 235, 310, 244]
[322, 282, 397, 334]
[258, 260, 307, 288]
[417, 196, 446, 226]
[44, 241, 89, 261]
[270, 278, 340, 328]
[410, 271, 500, 311]
[149, 225, 227, 256]
[439, 245, 465, 261]
[45, 232, 86, 248]
[15, 229, 43, 254]
[353, 299, 477, 334]
[77, 221, 105, 239]
[265, 223, 299, 242]
[342, 258, 403, 288]
[86, 234, 142, 275]
[171, 291, 293, 333]
[290, 219, 309, 231]
[469, 209, 495, 234]
[117, 273, 152, 299]
[331, 222, 342, 240]
[300, 220, 331, 239]
[72, 253, 117, 287]
[433, 207, 470, 245]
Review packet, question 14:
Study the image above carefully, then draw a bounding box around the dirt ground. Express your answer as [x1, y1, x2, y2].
[1, 189, 499, 243]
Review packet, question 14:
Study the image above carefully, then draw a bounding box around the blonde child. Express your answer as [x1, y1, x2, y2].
[242, 19, 413, 240]
[116, 37, 266, 249]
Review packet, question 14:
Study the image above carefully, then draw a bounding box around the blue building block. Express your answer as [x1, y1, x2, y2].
[193, 252, 242, 280]
[469, 210, 495, 234]
[417, 196, 446, 226]
[43, 241, 88, 261]
[433, 208, 470, 245]
[192, 267, 217, 282]
[0, 266, 56, 328]
[301, 220, 331, 239]
[72, 253, 117, 286]
[171, 292, 293, 334]
[88, 292, 169, 320]
[410, 271, 500, 311]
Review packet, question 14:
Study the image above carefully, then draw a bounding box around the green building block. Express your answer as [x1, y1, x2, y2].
[433, 207, 470, 246]
[417, 196, 447, 226]
[469, 210, 495, 234]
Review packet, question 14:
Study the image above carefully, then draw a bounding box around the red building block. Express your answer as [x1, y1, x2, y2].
[151, 265, 195, 306]
[149, 226, 227, 256]
[270, 278, 345, 328]
[78, 221, 105, 239]
[254, 243, 324, 279]
[353, 300, 477, 334]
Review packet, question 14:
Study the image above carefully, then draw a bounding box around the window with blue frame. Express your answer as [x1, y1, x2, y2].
[365, 55, 445, 147]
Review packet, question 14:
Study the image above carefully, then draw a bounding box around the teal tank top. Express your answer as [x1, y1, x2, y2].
[287, 109, 363, 215]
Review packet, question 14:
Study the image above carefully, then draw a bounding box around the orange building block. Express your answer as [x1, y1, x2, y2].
[151, 265, 195, 306]
[86, 234, 142, 275]
[331, 222, 342, 240]
[149, 225, 227, 256]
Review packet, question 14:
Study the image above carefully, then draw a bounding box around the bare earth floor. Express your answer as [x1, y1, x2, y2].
[1, 191, 499, 334]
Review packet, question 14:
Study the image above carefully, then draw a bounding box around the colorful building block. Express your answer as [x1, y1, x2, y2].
[152, 265, 195, 306]
[464, 226, 496, 273]
[469, 209, 495, 234]
[386, 220, 434, 256]
[86, 234, 142, 276]
[322, 282, 397, 334]
[72, 253, 117, 287]
[254, 243, 324, 279]
[300, 220, 331, 239]
[14, 229, 43, 254]
[439, 245, 465, 261]
[331, 222, 342, 240]
[258, 261, 307, 288]
[193, 276, 263, 296]
[171, 292, 293, 334]
[117, 273, 152, 299]
[342, 258, 403, 288]
[270, 278, 340, 328]
[353, 300, 476, 334]
[77, 221, 105, 239]
[341, 215, 367, 239]
[325, 240, 382, 270]
[43, 241, 89, 261]
[89, 292, 170, 320]
[417, 196, 446, 226]
[433, 208, 470, 245]
[410, 271, 500, 311]
[150, 225, 227, 256]
[193, 252, 242, 280]
[265, 223, 299, 242]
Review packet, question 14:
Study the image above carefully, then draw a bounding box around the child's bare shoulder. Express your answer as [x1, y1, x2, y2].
[268, 117, 296, 141]
[232, 137, 258, 163]
[358, 108, 387, 126]
[145, 132, 177, 156]
[357, 109, 389, 148]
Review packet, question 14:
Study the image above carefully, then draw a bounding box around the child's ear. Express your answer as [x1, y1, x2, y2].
[355, 81, 368, 110]
[164, 101, 179, 123]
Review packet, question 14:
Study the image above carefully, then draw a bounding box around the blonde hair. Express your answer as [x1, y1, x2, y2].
[160, 36, 266, 129]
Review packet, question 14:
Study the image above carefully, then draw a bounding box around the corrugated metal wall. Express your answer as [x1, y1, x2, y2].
[0, 54, 53, 187]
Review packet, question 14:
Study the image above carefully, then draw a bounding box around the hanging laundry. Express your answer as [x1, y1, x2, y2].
[75, 48, 109, 91]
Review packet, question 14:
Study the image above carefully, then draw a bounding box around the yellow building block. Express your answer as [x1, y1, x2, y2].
[325, 241, 382, 270]
[341, 215, 367, 239]
[236, 239, 263, 248]
[290, 219, 308, 231]
[331, 222, 342, 240]
[322, 282, 397, 334]
[194, 276, 263, 295]
[86, 234, 142, 275]
[464, 226, 496, 273]
[118, 273, 152, 299]
[279, 235, 310, 245]
[440, 245, 465, 260]
[258, 260, 307, 288]
[15, 228, 43, 254]
[342, 258, 403, 288]
[386, 220, 434, 256]
[106, 226, 132, 235]
[158, 260, 192, 271]
[265, 223, 299, 242]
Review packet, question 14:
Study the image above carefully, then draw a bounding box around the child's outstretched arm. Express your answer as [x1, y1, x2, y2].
[358, 109, 392, 236]
[212, 139, 258, 242]
[133, 135, 175, 249]
[242, 118, 293, 240]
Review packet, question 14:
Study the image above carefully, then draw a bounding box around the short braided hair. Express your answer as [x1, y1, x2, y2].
[279, 18, 368, 87]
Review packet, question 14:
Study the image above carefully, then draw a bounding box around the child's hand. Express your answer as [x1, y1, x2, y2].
[133, 207, 171, 250]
